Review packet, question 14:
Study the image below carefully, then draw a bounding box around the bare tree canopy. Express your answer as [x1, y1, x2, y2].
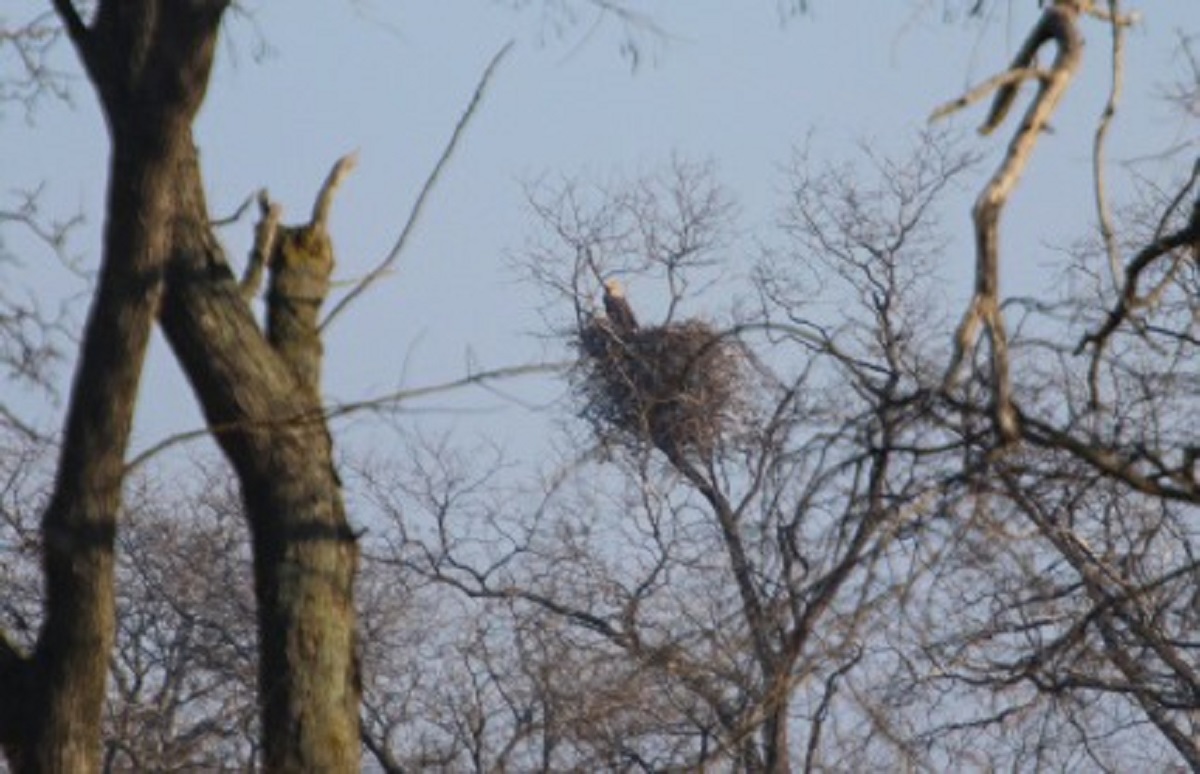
[0, 1, 1196, 772]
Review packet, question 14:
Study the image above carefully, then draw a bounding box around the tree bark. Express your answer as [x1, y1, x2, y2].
[159, 156, 360, 771]
[2, 3, 360, 770]
[0, 2, 224, 770]
[762, 700, 791, 774]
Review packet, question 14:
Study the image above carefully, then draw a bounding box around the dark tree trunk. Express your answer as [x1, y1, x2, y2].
[0, 2, 224, 770]
[2, 2, 361, 770]
[159, 156, 360, 771]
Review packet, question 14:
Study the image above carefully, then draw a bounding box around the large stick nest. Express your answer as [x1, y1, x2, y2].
[574, 316, 748, 457]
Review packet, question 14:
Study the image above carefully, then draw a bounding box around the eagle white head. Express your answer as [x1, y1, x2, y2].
[601, 277, 638, 334]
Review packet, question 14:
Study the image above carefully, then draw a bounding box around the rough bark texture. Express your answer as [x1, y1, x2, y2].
[267, 226, 334, 392]
[0, 2, 225, 770]
[159, 158, 360, 771]
[1, 3, 361, 771]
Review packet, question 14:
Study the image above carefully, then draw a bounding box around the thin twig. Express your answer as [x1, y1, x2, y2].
[1077, 183, 1200, 360]
[322, 360, 570, 421]
[124, 359, 568, 472]
[1093, 0, 1128, 291]
[210, 191, 259, 228]
[320, 41, 514, 331]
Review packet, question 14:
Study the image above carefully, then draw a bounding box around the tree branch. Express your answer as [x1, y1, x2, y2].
[48, 0, 90, 63]
[1077, 167, 1200, 358]
[320, 41, 513, 331]
[1093, 0, 1130, 290]
[311, 151, 359, 232]
[125, 361, 571, 472]
[943, 2, 1085, 442]
[240, 191, 279, 300]
[1019, 412, 1199, 504]
[929, 67, 1049, 125]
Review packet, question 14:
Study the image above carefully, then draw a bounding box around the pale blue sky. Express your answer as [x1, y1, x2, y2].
[2, 1, 1195, 463]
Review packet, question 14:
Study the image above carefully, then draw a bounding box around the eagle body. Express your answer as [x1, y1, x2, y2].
[603, 279, 639, 336]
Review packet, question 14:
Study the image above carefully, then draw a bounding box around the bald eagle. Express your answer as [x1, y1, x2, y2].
[603, 279, 639, 336]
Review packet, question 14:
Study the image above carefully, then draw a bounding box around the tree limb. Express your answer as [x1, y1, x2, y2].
[1092, 0, 1130, 290]
[311, 151, 359, 232]
[943, 1, 1085, 443]
[929, 67, 1049, 125]
[240, 191, 279, 301]
[320, 41, 513, 331]
[48, 0, 91, 67]
[124, 360, 571, 472]
[1077, 167, 1200, 358]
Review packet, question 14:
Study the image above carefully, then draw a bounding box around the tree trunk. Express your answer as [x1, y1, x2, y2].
[762, 699, 791, 774]
[2, 130, 193, 774]
[3, 3, 360, 770]
[0, 2, 224, 769]
[159, 155, 360, 771]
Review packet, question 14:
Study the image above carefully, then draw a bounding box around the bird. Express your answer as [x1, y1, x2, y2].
[602, 278, 639, 336]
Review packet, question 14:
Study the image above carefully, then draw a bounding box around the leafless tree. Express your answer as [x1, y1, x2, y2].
[102, 467, 259, 771]
[362, 138, 984, 771]
[881, 3, 1200, 769]
[0, 446, 260, 770]
[1, 3, 1195, 771]
[362, 3, 1200, 758]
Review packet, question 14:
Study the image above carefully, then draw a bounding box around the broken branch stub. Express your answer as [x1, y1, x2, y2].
[252, 153, 356, 395]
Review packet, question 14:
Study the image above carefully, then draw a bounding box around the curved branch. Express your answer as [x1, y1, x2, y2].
[1078, 167, 1200, 357]
[320, 41, 513, 331]
[944, 2, 1085, 443]
[125, 360, 571, 472]
[310, 152, 359, 232]
[1093, 0, 1129, 290]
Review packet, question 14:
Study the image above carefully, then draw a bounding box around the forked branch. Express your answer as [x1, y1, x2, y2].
[320, 42, 513, 331]
[942, 1, 1086, 443]
[1076, 173, 1200, 390]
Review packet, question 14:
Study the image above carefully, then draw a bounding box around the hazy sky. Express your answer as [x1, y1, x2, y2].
[3, 1, 1195, 465]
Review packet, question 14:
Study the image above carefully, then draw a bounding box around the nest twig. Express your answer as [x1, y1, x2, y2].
[574, 317, 746, 458]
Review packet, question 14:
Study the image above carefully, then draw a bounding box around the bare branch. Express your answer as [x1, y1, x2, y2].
[1093, 0, 1130, 290]
[1077, 176, 1200, 359]
[239, 191, 279, 301]
[310, 151, 359, 232]
[929, 67, 1049, 124]
[1020, 412, 1199, 504]
[124, 361, 570, 472]
[944, 2, 1086, 442]
[320, 41, 513, 331]
[48, 0, 87, 46]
